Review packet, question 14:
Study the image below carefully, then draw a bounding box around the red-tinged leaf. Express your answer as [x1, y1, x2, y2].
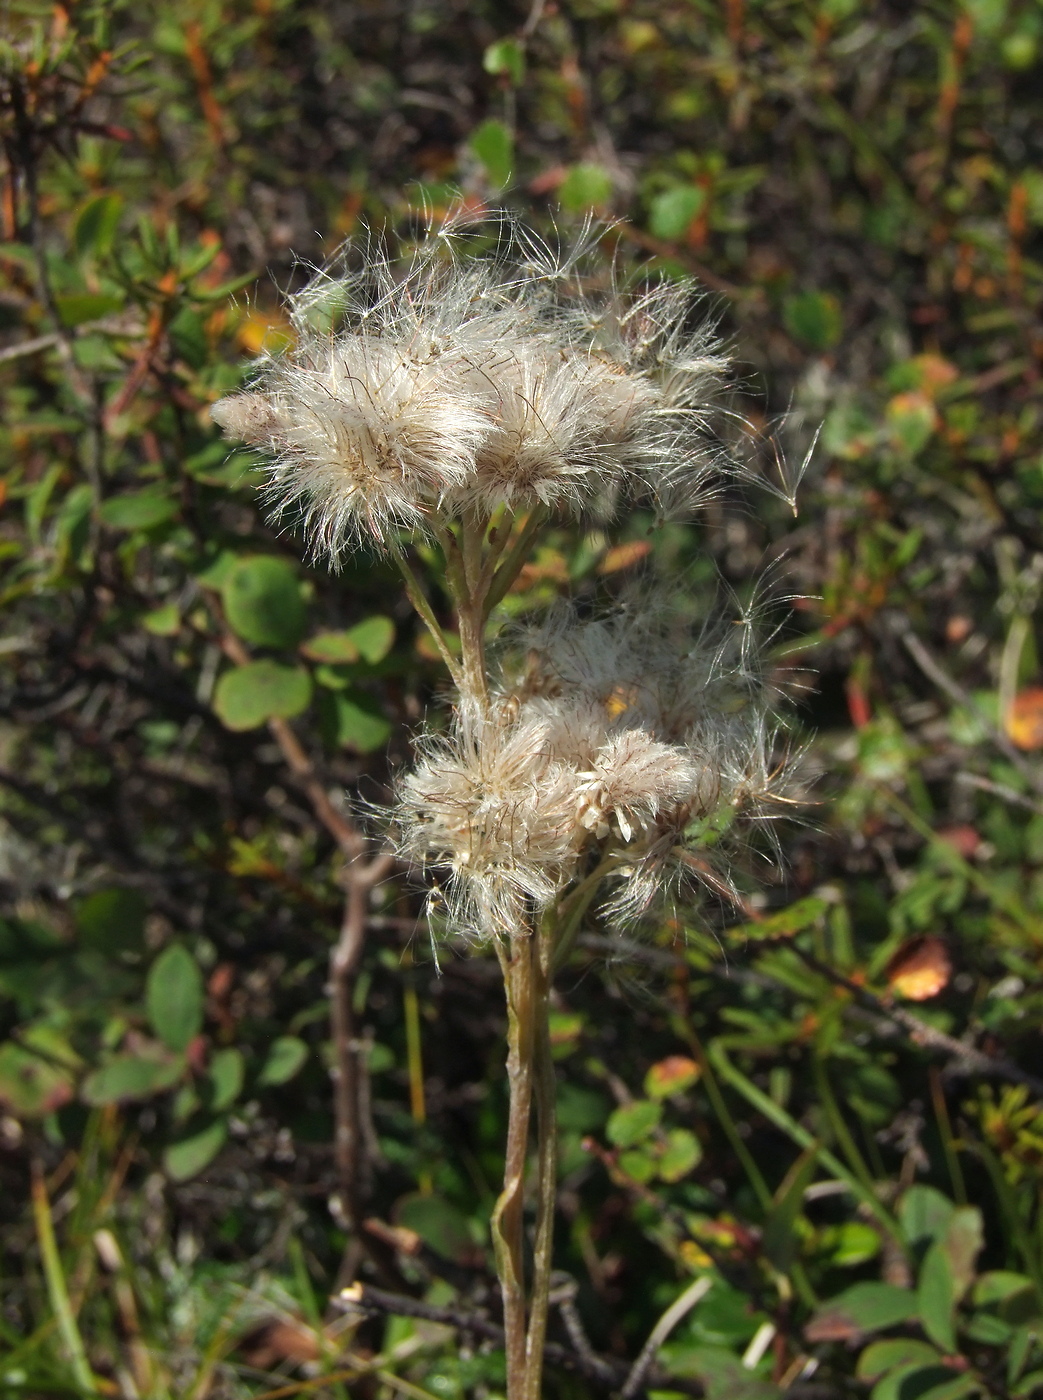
[886, 936, 952, 1002]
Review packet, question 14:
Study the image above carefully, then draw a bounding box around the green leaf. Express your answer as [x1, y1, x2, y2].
[736, 896, 828, 942]
[900, 1186, 956, 1248]
[99, 489, 178, 531]
[0, 1036, 77, 1116]
[606, 1098, 661, 1147]
[762, 1148, 817, 1273]
[142, 603, 180, 636]
[657, 1127, 702, 1182]
[163, 1119, 228, 1182]
[470, 118, 513, 189]
[301, 631, 361, 664]
[55, 292, 123, 327]
[221, 555, 307, 649]
[195, 550, 240, 589]
[823, 1221, 882, 1267]
[619, 1147, 658, 1182]
[73, 193, 123, 259]
[75, 887, 146, 954]
[483, 37, 525, 84]
[207, 1048, 244, 1111]
[81, 1046, 185, 1105]
[972, 1271, 1035, 1306]
[869, 1366, 966, 1400]
[330, 691, 392, 753]
[918, 1242, 957, 1353]
[941, 1207, 983, 1301]
[806, 1283, 919, 1342]
[214, 662, 313, 731]
[782, 291, 843, 351]
[347, 615, 395, 663]
[857, 1339, 943, 1380]
[1012, 1371, 1043, 1398]
[257, 1035, 308, 1086]
[649, 185, 706, 241]
[559, 163, 614, 213]
[147, 944, 204, 1053]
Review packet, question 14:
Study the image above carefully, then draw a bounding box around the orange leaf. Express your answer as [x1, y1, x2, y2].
[1005, 687, 1043, 750]
[598, 540, 652, 574]
[887, 936, 951, 1002]
[644, 1055, 700, 1100]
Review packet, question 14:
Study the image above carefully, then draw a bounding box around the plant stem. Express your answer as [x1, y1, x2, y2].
[387, 539, 463, 687]
[523, 909, 557, 1400]
[30, 1160, 96, 1395]
[492, 931, 537, 1399]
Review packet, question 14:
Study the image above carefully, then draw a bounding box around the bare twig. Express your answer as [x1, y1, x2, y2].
[900, 627, 1043, 795]
[620, 1276, 714, 1400]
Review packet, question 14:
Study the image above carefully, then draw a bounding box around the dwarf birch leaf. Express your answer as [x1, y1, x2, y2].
[147, 944, 204, 1052]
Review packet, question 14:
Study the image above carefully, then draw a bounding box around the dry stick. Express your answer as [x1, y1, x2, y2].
[900, 627, 1043, 795]
[523, 911, 557, 1400]
[492, 932, 538, 1398]
[620, 1276, 714, 1400]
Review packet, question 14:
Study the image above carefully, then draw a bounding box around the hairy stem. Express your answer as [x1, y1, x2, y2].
[492, 932, 537, 1399]
[524, 909, 557, 1400]
[387, 539, 464, 687]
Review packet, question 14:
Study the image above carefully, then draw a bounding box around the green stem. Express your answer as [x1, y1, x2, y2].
[387, 539, 462, 687]
[708, 1043, 906, 1250]
[552, 855, 619, 973]
[682, 1031, 771, 1211]
[483, 508, 549, 620]
[491, 932, 537, 1400]
[523, 910, 557, 1400]
[30, 1162, 96, 1395]
[812, 1054, 877, 1197]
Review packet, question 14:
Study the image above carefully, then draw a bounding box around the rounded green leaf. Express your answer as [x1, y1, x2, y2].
[657, 1127, 703, 1182]
[782, 290, 843, 351]
[221, 555, 307, 649]
[395, 1192, 475, 1261]
[0, 1038, 76, 1116]
[208, 1048, 244, 1111]
[147, 944, 204, 1053]
[164, 1119, 228, 1182]
[99, 489, 178, 531]
[82, 1048, 184, 1106]
[257, 1035, 308, 1086]
[649, 185, 706, 241]
[606, 1098, 661, 1148]
[214, 661, 312, 731]
[559, 163, 614, 213]
[348, 615, 396, 663]
[618, 1147, 658, 1183]
[331, 692, 392, 753]
[470, 118, 513, 189]
[483, 37, 524, 84]
[644, 1055, 700, 1100]
[857, 1339, 942, 1381]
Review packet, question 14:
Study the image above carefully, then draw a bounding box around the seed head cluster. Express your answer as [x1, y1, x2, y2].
[211, 214, 733, 561]
[396, 605, 796, 940]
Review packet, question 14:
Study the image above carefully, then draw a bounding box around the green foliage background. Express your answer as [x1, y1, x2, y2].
[1, 0, 1043, 1396]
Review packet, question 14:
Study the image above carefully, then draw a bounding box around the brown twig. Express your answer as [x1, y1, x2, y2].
[335, 1282, 704, 1396]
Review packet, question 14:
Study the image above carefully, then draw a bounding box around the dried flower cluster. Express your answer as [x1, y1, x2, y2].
[397, 605, 795, 940]
[211, 215, 733, 561]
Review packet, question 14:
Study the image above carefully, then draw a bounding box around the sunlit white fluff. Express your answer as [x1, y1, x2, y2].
[396, 599, 797, 942]
[211, 209, 741, 559]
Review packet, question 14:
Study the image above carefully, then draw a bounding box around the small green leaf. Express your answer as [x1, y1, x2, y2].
[782, 291, 843, 351]
[221, 555, 307, 649]
[972, 1271, 1035, 1307]
[736, 896, 828, 942]
[900, 1185, 956, 1248]
[258, 1035, 308, 1086]
[823, 1221, 882, 1267]
[147, 944, 204, 1053]
[163, 1119, 228, 1182]
[0, 1037, 76, 1116]
[195, 550, 240, 589]
[657, 1127, 702, 1182]
[301, 631, 361, 664]
[73, 193, 123, 259]
[606, 1098, 661, 1148]
[82, 1047, 185, 1105]
[214, 662, 313, 731]
[99, 489, 178, 531]
[869, 1366, 967, 1400]
[349, 615, 396, 663]
[207, 1048, 244, 1111]
[330, 691, 392, 753]
[483, 37, 525, 84]
[649, 185, 706, 241]
[55, 292, 123, 327]
[470, 118, 513, 189]
[618, 1147, 658, 1182]
[941, 1207, 983, 1301]
[806, 1283, 919, 1342]
[857, 1339, 942, 1380]
[143, 603, 180, 636]
[918, 1242, 957, 1353]
[559, 163, 614, 213]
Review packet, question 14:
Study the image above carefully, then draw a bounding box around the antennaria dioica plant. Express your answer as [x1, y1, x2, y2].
[212, 209, 798, 1400]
